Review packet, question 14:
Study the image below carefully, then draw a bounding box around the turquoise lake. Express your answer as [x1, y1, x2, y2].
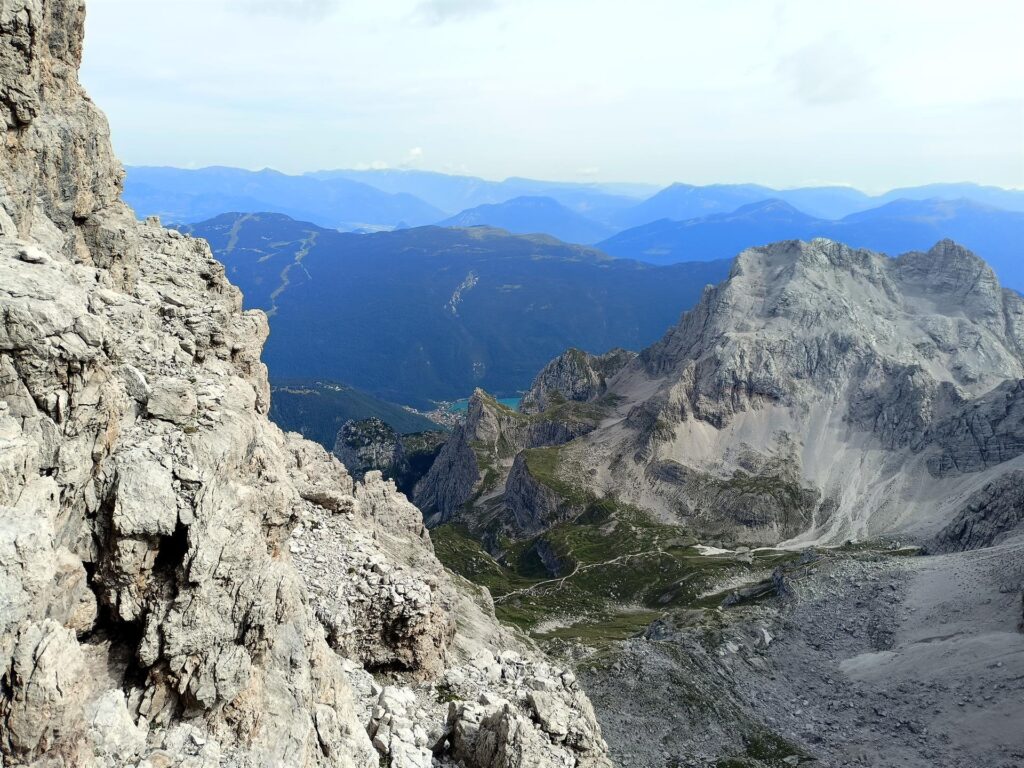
[448, 396, 521, 413]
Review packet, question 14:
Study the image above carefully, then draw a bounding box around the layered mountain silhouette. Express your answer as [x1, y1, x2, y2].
[311, 168, 649, 221]
[125, 165, 445, 230]
[610, 181, 1024, 226]
[128, 166, 1024, 250]
[180, 213, 732, 407]
[599, 198, 1024, 290]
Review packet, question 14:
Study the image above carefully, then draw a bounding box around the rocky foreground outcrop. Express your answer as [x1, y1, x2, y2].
[0, 3, 610, 766]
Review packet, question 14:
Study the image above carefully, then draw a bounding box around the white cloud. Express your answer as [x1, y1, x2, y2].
[399, 147, 425, 168]
[228, 0, 341, 20]
[777, 35, 871, 106]
[80, 0, 1024, 190]
[412, 0, 498, 25]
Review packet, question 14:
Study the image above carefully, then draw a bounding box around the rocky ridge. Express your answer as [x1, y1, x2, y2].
[332, 417, 408, 482]
[331, 418, 446, 497]
[0, 3, 610, 766]
[520, 348, 635, 415]
[503, 238, 1024, 549]
[414, 389, 603, 529]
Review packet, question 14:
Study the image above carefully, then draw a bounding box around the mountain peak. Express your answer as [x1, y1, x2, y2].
[894, 239, 1001, 303]
[438, 195, 614, 244]
[730, 198, 808, 217]
[649, 237, 1022, 393]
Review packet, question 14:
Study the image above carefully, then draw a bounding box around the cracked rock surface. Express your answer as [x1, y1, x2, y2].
[0, 2, 611, 766]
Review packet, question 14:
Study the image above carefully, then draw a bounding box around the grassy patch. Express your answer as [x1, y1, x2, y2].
[479, 388, 607, 427]
[520, 445, 594, 510]
[434, 442, 810, 645]
[436, 480, 786, 642]
[538, 609, 663, 642]
[712, 729, 810, 766]
[745, 732, 805, 762]
[430, 524, 539, 596]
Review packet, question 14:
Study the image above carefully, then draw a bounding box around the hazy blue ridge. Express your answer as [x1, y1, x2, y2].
[599, 198, 1024, 292]
[437, 196, 616, 244]
[125, 165, 445, 231]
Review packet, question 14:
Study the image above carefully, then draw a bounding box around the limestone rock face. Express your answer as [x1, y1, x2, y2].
[638, 240, 1023, 428]
[414, 389, 597, 528]
[596, 238, 1024, 546]
[413, 424, 481, 525]
[332, 417, 408, 481]
[443, 653, 608, 768]
[520, 348, 635, 415]
[929, 470, 1024, 553]
[445, 238, 1024, 549]
[0, 3, 611, 766]
[502, 452, 577, 537]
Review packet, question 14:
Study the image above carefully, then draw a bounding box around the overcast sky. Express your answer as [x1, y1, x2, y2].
[80, 0, 1024, 192]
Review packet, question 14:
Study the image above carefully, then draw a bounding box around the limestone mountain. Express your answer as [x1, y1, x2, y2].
[0, 3, 611, 766]
[460, 238, 1024, 550]
[181, 212, 732, 408]
[414, 385, 610, 528]
[415, 239, 1024, 768]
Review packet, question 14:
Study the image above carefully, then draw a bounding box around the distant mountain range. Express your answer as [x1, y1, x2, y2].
[437, 196, 616, 244]
[598, 198, 1024, 291]
[610, 181, 1024, 226]
[179, 213, 732, 408]
[125, 166, 445, 230]
[127, 166, 1024, 243]
[310, 168, 651, 221]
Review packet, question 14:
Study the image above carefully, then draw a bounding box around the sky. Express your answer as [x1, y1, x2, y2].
[80, 0, 1024, 192]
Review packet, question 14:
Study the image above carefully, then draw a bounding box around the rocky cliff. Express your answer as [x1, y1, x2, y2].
[520, 348, 635, 415]
[414, 389, 601, 529]
[332, 418, 408, 482]
[554, 238, 1024, 547]
[0, 3, 610, 766]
